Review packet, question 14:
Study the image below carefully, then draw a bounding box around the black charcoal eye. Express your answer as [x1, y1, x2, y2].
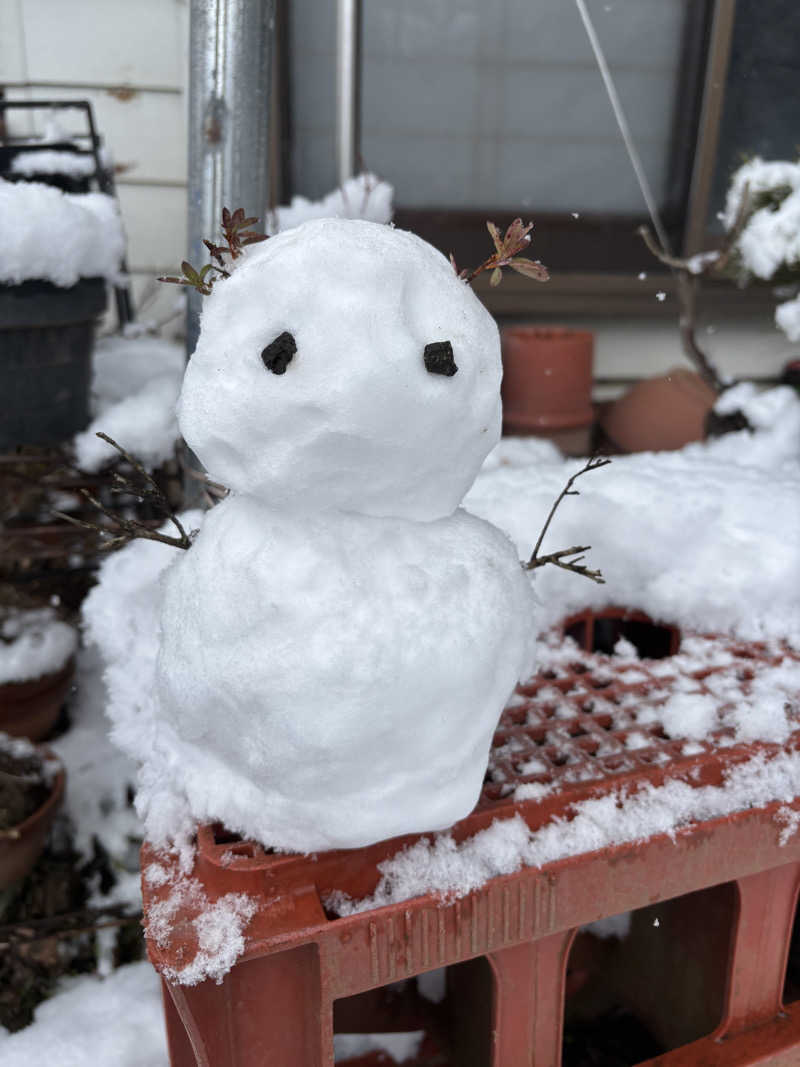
[423, 340, 457, 377]
[261, 331, 297, 375]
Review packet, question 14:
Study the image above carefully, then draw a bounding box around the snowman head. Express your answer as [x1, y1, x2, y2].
[178, 218, 502, 520]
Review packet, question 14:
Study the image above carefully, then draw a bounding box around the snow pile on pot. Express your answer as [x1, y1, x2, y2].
[0, 608, 77, 685]
[73, 334, 184, 471]
[0, 178, 125, 287]
[722, 157, 800, 340]
[268, 172, 392, 233]
[10, 150, 97, 178]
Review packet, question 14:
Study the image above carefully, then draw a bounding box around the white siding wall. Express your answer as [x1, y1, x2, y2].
[1, 0, 189, 334]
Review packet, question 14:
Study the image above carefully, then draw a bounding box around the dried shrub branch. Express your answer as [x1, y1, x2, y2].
[54, 434, 193, 551]
[637, 184, 751, 392]
[524, 456, 611, 584]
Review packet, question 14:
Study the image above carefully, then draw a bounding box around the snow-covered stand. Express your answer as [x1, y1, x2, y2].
[142, 612, 800, 1067]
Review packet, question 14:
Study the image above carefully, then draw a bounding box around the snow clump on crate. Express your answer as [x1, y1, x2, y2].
[0, 178, 125, 287]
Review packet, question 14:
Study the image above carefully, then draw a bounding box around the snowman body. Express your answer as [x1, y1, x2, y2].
[155, 219, 536, 851]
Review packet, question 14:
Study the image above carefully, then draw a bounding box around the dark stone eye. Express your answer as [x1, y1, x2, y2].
[261, 331, 297, 374]
[423, 340, 458, 377]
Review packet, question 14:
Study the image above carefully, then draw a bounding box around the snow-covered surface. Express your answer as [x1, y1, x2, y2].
[180, 218, 502, 518]
[0, 608, 77, 685]
[269, 172, 393, 234]
[143, 869, 256, 986]
[467, 385, 800, 646]
[83, 382, 800, 862]
[0, 962, 167, 1067]
[329, 752, 800, 916]
[73, 334, 184, 471]
[0, 178, 125, 286]
[10, 150, 97, 178]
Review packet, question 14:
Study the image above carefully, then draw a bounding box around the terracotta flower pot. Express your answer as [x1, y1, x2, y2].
[500, 326, 594, 455]
[0, 657, 75, 742]
[0, 745, 65, 890]
[599, 367, 717, 453]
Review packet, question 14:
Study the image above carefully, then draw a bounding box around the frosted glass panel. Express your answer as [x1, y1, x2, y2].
[289, 0, 687, 213]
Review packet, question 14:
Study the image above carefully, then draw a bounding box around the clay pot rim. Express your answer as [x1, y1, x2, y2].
[0, 748, 65, 844]
[0, 656, 75, 702]
[504, 408, 594, 432]
[501, 325, 594, 346]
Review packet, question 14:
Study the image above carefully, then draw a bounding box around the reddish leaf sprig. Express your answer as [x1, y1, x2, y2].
[159, 207, 268, 295]
[451, 218, 549, 288]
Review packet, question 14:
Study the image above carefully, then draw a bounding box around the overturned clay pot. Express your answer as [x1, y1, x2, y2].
[600, 367, 717, 453]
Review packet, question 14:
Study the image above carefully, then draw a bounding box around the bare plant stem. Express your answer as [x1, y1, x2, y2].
[54, 433, 193, 551]
[524, 456, 611, 584]
[637, 183, 751, 393]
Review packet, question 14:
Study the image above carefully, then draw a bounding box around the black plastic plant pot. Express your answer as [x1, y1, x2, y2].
[0, 143, 94, 194]
[0, 277, 106, 449]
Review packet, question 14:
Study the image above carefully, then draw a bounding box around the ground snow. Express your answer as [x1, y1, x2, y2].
[334, 1032, 424, 1063]
[0, 178, 125, 286]
[0, 962, 167, 1067]
[0, 608, 77, 685]
[73, 335, 184, 471]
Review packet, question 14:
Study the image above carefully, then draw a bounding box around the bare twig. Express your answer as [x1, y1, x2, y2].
[636, 184, 751, 393]
[0, 905, 141, 948]
[54, 433, 193, 552]
[523, 456, 610, 584]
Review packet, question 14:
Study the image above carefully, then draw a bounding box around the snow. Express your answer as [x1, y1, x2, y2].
[776, 294, 800, 342]
[466, 386, 800, 646]
[180, 218, 502, 519]
[334, 1033, 424, 1063]
[582, 911, 632, 940]
[0, 962, 167, 1067]
[269, 172, 393, 234]
[722, 157, 800, 281]
[152, 498, 535, 851]
[0, 178, 125, 286]
[143, 872, 256, 986]
[329, 751, 800, 915]
[0, 608, 77, 685]
[74, 335, 184, 471]
[10, 150, 96, 178]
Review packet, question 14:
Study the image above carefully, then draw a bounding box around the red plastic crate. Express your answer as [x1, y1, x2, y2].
[142, 611, 800, 1066]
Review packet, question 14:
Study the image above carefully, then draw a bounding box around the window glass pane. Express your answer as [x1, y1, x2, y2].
[708, 0, 800, 229]
[289, 0, 689, 214]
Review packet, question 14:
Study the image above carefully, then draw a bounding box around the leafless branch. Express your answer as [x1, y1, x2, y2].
[523, 456, 610, 584]
[54, 433, 193, 552]
[636, 184, 751, 393]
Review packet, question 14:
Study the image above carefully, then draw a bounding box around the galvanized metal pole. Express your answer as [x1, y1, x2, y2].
[186, 0, 275, 358]
[336, 0, 361, 186]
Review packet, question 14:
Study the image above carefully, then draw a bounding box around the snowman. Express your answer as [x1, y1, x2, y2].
[154, 218, 536, 852]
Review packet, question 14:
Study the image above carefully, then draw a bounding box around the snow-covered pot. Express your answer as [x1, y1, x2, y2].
[0, 610, 78, 741]
[0, 144, 94, 195]
[0, 738, 65, 890]
[0, 276, 106, 449]
[500, 326, 594, 455]
[0, 178, 125, 450]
